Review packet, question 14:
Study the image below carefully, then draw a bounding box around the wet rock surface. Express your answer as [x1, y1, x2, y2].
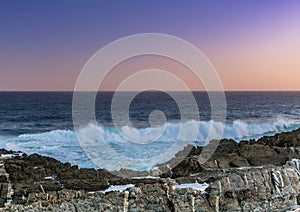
[1, 128, 300, 211]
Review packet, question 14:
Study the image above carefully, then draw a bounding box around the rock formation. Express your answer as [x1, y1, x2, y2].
[1, 128, 300, 211]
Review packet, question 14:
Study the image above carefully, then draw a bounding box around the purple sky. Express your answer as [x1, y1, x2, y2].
[1, 0, 300, 91]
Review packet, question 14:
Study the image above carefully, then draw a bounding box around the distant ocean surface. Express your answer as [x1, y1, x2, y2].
[0, 91, 300, 169]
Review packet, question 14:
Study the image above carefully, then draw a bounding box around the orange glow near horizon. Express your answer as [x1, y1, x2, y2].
[1, 1, 300, 91]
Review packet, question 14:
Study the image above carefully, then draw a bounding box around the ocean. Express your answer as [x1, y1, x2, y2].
[0, 91, 300, 170]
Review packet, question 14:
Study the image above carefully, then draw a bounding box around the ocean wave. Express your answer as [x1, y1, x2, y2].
[221, 117, 300, 141]
[0, 117, 299, 170]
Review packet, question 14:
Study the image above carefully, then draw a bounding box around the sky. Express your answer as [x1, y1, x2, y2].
[1, 0, 300, 91]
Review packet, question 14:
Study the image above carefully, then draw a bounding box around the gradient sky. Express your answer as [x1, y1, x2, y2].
[1, 0, 300, 91]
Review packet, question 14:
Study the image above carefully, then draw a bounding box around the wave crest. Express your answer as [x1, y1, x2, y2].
[0, 117, 299, 170]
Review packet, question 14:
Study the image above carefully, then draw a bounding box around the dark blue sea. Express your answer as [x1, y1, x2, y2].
[0, 91, 300, 170]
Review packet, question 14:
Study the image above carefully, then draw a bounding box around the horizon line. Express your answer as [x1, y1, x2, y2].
[1, 90, 300, 92]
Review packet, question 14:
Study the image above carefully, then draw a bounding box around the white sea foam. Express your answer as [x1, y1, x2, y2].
[172, 182, 209, 192]
[0, 118, 299, 170]
[131, 175, 159, 179]
[98, 184, 135, 194]
[236, 166, 264, 170]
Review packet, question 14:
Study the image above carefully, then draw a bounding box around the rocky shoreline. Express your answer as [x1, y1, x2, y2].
[1, 128, 300, 211]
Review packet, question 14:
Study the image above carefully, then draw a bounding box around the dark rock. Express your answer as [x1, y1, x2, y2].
[0, 175, 6, 183]
[217, 153, 249, 168]
[2, 128, 300, 210]
[211, 139, 239, 158]
[257, 128, 300, 147]
[165, 156, 202, 178]
[0, 198, 5, 208]
[239, 144, 276, 158]
[0, 149, 13, 154]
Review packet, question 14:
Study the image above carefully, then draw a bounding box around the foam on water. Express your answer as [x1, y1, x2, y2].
[0, 117, 299, 170]
[1, 130, 97, 168]
[97, 184, 135, 194]
[172, 182, 209, 192]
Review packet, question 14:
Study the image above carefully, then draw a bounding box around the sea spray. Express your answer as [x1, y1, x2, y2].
[0, 118, 299, 171]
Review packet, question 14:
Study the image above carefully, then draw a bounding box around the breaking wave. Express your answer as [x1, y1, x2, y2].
[0, 117, 299, 170]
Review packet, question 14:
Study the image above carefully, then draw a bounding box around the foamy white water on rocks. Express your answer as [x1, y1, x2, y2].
[0, 92, 300, 170]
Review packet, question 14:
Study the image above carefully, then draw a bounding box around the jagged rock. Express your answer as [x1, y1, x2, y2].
[257, 128, 300, 147]
[217, 153, 249, 168]
[165, 156, 202, 178]
[239, 144, 276, 158]
[212, 139, 240, 158]
[238, 144, 288, 166]
[2, 128, 300, 211]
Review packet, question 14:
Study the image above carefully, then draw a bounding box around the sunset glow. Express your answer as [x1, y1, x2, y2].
[1, 0, 300, 91]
